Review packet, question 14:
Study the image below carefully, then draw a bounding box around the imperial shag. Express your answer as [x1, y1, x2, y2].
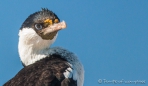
[4, 8, 84, 86]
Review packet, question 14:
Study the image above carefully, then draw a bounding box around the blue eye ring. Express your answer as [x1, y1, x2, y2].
[35, 24, 43, 30]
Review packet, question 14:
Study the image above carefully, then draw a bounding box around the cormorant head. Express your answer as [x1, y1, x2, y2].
[19, 8, 66, 50]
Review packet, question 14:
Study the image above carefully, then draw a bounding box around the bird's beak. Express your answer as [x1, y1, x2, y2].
[39, 21, 66, 40]
[43, 21, 66, 35]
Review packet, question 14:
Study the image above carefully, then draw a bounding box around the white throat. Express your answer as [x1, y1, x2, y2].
[18, 28, 57, 66]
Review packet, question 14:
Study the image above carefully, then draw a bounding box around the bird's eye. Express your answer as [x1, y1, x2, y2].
[35, 24, 43, 30]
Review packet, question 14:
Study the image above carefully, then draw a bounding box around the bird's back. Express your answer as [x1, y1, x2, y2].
[4, 54, 77, 86]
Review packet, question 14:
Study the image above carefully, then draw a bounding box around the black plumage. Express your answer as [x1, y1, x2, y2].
[4, 54, 77, 86]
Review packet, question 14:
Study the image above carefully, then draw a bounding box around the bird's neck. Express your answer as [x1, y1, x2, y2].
[18, 43, 49, 66]
[18, 28, 57, 66]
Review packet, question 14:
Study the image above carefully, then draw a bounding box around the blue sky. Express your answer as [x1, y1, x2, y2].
[0, 0, 148, 86]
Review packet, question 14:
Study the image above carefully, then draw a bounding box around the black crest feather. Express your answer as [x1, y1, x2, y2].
[20, 8, 60, 29]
